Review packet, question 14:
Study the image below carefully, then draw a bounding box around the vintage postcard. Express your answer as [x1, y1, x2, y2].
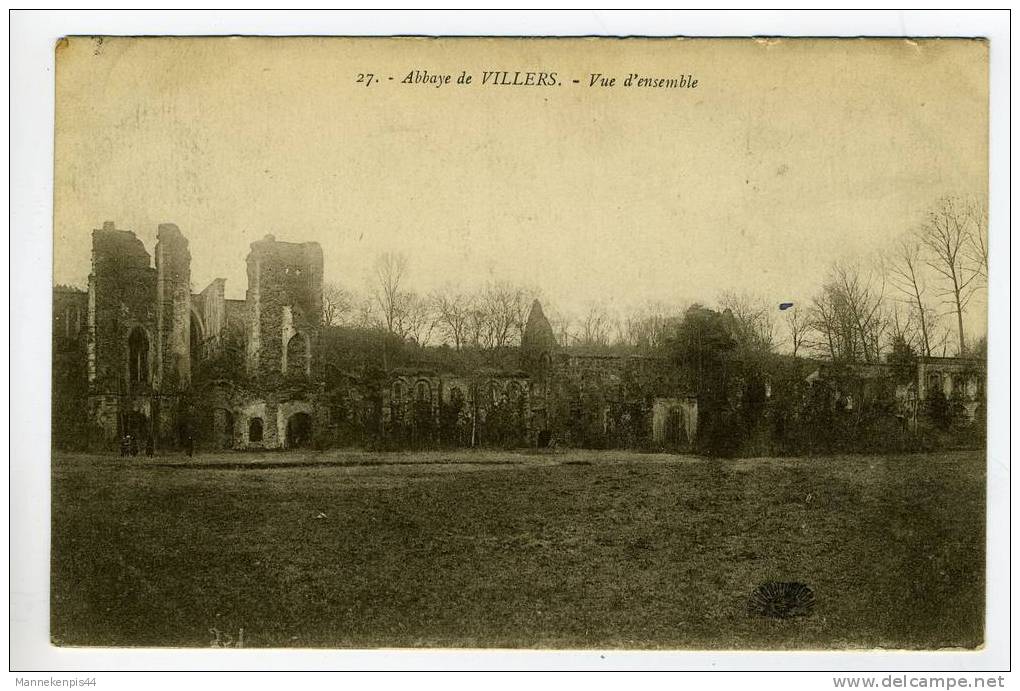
[50, 36, 988, 650]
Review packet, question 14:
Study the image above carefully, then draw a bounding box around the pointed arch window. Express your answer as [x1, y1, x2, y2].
[416, 380, 432, 404]
[286, 332, 310, 377]
[128, 327, 149, 383]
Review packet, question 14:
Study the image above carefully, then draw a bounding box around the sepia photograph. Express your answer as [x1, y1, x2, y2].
[32, 25, 999, 662]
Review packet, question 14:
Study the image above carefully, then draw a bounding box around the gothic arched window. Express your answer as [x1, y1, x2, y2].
[416, 380, 432, 404]
[128, 327, 149, 383]
[286, 332, 309, 377]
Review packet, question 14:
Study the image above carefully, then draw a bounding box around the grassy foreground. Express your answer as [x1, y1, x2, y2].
[51, 448, 984, 649]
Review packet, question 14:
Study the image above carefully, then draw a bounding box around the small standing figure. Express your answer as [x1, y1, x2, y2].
[129, 435, 139, 456]
[120, 434, 130, 457]
[186, 435, 194, 457]
[145, 436, 154, 457]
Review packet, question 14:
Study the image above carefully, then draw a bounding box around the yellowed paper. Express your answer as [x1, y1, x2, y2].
[52, 37, 989, 650]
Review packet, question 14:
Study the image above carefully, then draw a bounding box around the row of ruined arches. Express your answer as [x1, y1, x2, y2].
[124, 310, 209, 385]
[388, 379, 526, 407]
[114, 408, 311, 449]
[925, 371, 981, 400]
[123, 318, 314, 384]
[390, 379, 435, 404]
[212, 409, 313, 448]
[57, 303, 83, 339]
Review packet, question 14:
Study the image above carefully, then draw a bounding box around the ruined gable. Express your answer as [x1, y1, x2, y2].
[88, 222, 158, 390]
[520, 299, 558, 374]
[192, 278, 228, 360]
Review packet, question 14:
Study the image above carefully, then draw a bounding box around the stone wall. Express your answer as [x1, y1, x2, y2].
[53, 286, 87, 341]
[88, 223, 158, 391]
[194, 380, 324, 450]
[913, 355, 983, 410]
[61, 227, 705, 452]
[52, 287, 89, 448]
[317, 367, 532, 449]
[541, 353, 694, 449]
[58, 222, 990, 455]
[86, 223, 164, 445]
[63, 224, 703, 452]
[155, 223, 192, 391]
[193, 278, 227, 357]
[245, 235, 323, 382]
[651, 397, 699, 446]
[60, 223, 331, 451]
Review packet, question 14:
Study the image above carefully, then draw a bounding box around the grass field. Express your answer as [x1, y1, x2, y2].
[51, 448, 985, 649]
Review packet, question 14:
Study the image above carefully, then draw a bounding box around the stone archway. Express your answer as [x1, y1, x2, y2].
[127, 327, 150, 383]
[286, 411, 313, 448]
[665, 407, 684, 447]
[248, 417, 264, 444]
[213, 408, 235, 449]
[286, 332, 310, 378]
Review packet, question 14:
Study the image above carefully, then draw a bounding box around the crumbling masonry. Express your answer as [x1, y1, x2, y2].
[53, 222, 982, 453]
[54, 223, 324, 450]
[53, 223, 700, 451]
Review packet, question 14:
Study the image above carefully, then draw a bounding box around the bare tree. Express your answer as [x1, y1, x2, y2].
[351, 295, 380, 330]
[920, 197, 982, 355]
[808, 259, 888, 363]
[620, 301, 685, 349]
[546, 306, 575, 348]
[965, 196, 989, 281]
[322, 282, 355, 327]
[479, 282, 526, 349]
[718, 291, 775, 353]
[610, 314, 628, 346]
[395, 291, 437, 345]
[783, 304, 809, 357]
[807, 286, 844, 361]
[576, 303, 613, 347]
[886, 236, 935, 356]
[465, 302, 489, 348]
[432, 289, 473, 351]
[372, 251, 408, 336]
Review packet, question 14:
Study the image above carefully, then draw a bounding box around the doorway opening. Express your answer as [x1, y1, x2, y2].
[286, 412, 313, 448]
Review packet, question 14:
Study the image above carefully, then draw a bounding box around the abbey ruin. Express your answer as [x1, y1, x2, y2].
[52, 222, 700, 452]
[52, 223, 984, 454]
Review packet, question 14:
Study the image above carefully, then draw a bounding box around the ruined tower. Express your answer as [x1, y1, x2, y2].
[66, 223, 328, 451]
[244, 234, 324, 381]
[155, 223, 192, 390]
[87, 222, 156, 387]
[520, 299, 558, 376]
[520, 299, 559, 443]
[86, 222, 160, 443]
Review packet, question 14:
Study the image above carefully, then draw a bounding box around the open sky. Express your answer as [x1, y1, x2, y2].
[54, 36, 988, 335]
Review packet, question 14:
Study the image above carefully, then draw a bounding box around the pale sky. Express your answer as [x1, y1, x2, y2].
[54, 37, 988, 335]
